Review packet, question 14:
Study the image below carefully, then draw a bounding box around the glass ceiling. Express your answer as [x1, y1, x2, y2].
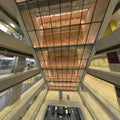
[16, 0, 110, 91]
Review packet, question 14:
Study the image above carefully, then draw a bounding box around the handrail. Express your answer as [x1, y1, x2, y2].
[0, 68, 41, 92]
[0, 30, 33, 56]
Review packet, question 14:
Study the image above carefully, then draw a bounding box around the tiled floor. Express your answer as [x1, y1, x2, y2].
[36, 91, 92, 120]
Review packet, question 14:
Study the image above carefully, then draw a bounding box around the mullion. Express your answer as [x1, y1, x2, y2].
[25, 2, 40, 53]
[42, 68, 84, 70]
[81, 0, 111, 84]
[66, 0, 73, 89]
[51, 86, 77, 89]
[48, 81, 79, 83]
[35, 44, 93, 51]
[36, 0, 54, 81]
[78, 0, 98, 70]
[48, 81, 79, 88]
[25, 1, 48, 82]
[41, 58, 88, 63]
[59, 0, 63, 90]
[71, 0, 84, 85]
[47, 0, 59, 83]
[76, 0, 99, 86]
[39, 4, 81, 14]
[47, 75, 80, 80]
[46, 75, 80, 79]
[26, 3, 49, 76]
[49, 82, 78, 87]
[50, 89, 77, 91]
[25, 1, 47, 71]
[17, 0, 94, 12]
[27, 21, 102, 32]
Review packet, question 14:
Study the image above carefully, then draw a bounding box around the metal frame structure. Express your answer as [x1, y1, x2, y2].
[16, 0, 110, 91]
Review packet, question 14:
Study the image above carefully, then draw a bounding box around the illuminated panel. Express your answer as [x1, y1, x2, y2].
[16, 0, 110, 91]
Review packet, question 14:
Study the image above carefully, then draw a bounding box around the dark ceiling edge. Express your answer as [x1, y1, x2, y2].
[113, 1, 120, 14]
[0, 4, 19, 26]
[96, 44, 120, 55]
[0, 46, 33, 57]
[17, 0, 80, 10]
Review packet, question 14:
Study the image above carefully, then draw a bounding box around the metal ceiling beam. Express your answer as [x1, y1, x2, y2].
[49, 89, 77, 92]
[42, 67, 84, 70]
[35, 44, 93, 51]
[47, 80, 79, 83]
[17, 0, 82, 11]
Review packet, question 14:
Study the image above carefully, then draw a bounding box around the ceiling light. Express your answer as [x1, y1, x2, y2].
[59, 115, 63, 118]
[55, 106, 57, 110]
[10, 23, 16, 28]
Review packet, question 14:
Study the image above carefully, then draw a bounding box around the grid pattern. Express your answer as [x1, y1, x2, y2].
[16, 0, 110, 91]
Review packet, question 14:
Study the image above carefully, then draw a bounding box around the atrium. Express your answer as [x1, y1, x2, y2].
[0, 0, 120, 120]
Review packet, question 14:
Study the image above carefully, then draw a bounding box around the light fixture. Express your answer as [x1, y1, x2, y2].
[59, 115, 63, 118]
[9, 23, 16, 28]
[55, 106, 57, 110]
[65, 109, 68, 114]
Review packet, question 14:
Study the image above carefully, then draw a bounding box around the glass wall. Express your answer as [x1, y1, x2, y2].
[0, 88, 12, 111]
[0, 54, 37, 78]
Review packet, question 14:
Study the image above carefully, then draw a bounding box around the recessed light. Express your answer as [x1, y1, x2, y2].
[59, 115, 63, 118]
[10, 23, 16, 28]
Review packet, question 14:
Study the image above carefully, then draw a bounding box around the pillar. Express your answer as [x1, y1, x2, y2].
[59, 90, 62, 100]
[13, 56, 26, 73]
[9, 56, 26, 105]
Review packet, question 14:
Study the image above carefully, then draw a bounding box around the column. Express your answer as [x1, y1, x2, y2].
[59, 90, 63, 100]
[9, 56, 26, 105]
